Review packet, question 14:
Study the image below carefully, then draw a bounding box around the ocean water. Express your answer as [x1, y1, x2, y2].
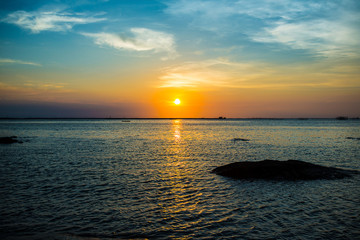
[0, 119, 359, 240]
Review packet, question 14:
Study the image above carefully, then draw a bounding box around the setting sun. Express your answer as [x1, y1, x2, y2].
[174, 99, 181, 105]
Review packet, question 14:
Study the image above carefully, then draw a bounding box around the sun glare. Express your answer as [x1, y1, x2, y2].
[174, 98, 181, 105]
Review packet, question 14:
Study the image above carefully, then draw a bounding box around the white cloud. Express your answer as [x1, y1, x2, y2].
[164, 0, 318, 30]
[165, 0, 330, 24]
[253, 17, 360, 57]
[82, 28, 178, 60]
[0, 58, 42, 66]
[165, 0, 360, 58]
[233, 0, 324, 20]
[2, 10, 106, 33]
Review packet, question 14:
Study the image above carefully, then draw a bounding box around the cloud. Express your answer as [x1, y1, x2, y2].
[165, 0, 360, 58]
[0, 58, 42, 66]
[253, 18, 359, 57]
[158, 58, 360, 89]
[82, 28, 178, 60]
[165, 0, 332, 26]
[158, 58, 272, 88]
[2, 10, 106, 33]
[164, 0, 318, 31]
[0, 81, 72, 104]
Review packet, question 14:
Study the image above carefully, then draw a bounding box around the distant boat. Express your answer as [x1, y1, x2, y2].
[122, 120, 131, 122]
[219, 116, 226, 119]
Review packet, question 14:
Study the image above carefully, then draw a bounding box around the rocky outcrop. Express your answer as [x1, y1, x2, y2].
[212, 160, 357, 180]
[0, 136, 22, 144]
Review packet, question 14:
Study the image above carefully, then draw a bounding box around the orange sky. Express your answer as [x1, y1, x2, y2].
[1, 0, 359, 118]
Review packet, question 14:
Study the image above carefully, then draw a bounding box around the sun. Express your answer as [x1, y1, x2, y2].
[174, 98, 181, 105]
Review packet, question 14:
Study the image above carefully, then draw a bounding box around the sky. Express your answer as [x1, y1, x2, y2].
[0, 0, 359, 118]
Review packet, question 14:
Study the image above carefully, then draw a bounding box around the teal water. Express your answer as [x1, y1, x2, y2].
[0, 119, 359, 239]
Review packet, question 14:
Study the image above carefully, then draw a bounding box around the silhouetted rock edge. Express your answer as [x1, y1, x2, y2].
[0, 136, 22, 144]
[212, 160, 357, 180]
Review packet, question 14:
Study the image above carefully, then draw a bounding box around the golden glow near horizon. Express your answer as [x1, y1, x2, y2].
[1, 1, 359, 118]
[152, 88, 206, 118]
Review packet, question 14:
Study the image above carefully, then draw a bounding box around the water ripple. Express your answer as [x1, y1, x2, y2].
[0, 119, 359, 239]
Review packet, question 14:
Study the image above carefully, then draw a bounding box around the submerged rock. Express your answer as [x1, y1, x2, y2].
[0, 136, 22, 144]
[212, 160, 357, 180]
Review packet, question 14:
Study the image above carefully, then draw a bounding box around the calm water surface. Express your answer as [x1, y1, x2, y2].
[0, 119, 359, 239]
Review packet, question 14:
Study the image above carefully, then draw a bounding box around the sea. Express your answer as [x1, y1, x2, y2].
[0, 119, 359, 240]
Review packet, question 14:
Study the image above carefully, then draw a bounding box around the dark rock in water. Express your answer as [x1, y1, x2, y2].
[336, 116, 348, 120]
[0, 136, 22, 144]
[346, 137, 360, 140]
[233, 138, 250, 142]
[212, 160, 357, 180]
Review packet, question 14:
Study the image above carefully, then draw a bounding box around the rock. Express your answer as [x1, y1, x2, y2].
[0, 136, 22, 144]
[212, 160, 357, 180]
[233, 138, 250, 142]
[336, 116, 348, 120]
[346, 137, 360, 140]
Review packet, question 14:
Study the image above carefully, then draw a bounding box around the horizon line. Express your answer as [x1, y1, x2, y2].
[0, 117, 358, 120]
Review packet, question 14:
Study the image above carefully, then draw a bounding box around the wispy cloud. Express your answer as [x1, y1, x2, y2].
[165, 0, 333, 28]
[0, 81, 72, 103]
[158, 58, 272, 88]
[253, 17, 359, 57]
[81, 28, 178, 60]
[166, 0, 309, 17]
[0, 58, 42, 66]
[2, 10, 106, 33]
[165, 0, 360, 58]
[159, 58, 359, 89]
[164, 0, 318, 32]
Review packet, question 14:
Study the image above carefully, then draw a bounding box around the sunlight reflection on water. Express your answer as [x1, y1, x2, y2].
[173, 119, 182, 142]
[0, 119, 359, 239]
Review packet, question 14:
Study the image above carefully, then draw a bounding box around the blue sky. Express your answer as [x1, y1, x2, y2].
[0, 0, 359, 118]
